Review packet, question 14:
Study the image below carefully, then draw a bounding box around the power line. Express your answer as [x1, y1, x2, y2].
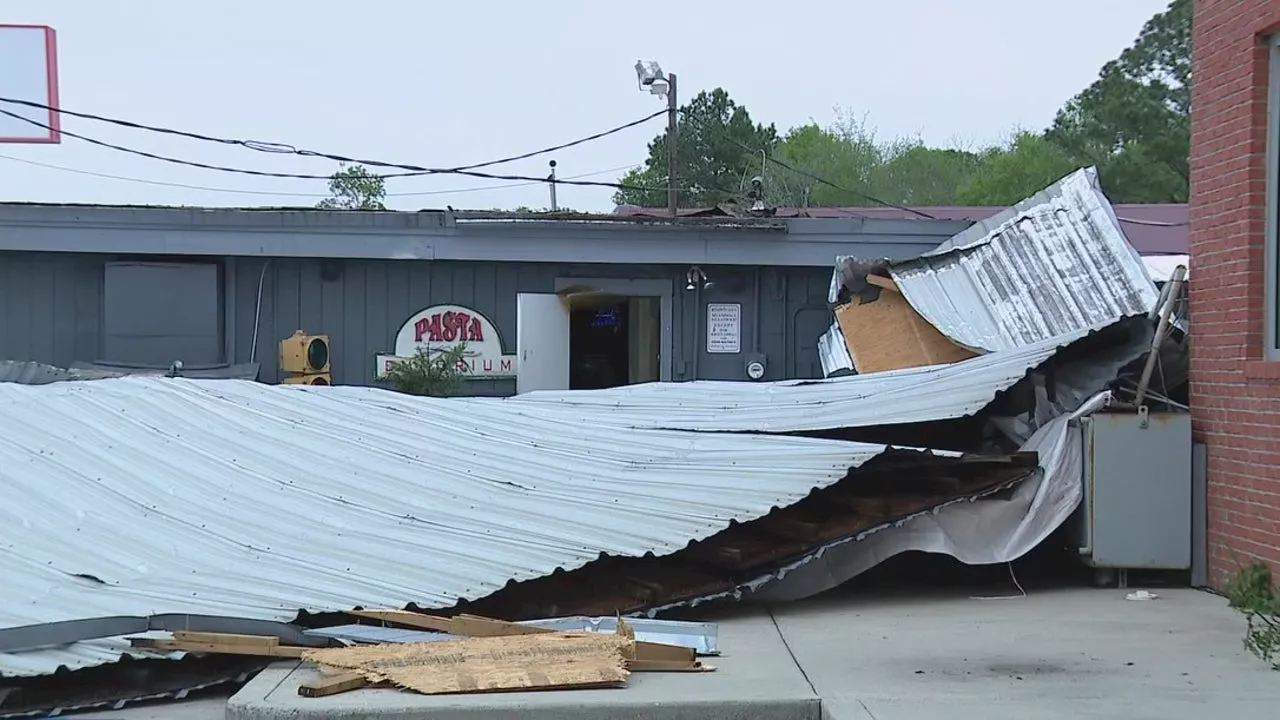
[0, 95, 664, 177]
[0, 152, 640, 199]
[675, 108, 937, 219]
[0, 107, 659, 191]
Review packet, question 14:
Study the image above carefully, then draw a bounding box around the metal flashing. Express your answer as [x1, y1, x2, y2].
[0, 203, 960, 266]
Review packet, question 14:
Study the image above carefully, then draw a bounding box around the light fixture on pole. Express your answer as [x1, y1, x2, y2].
[635, 60, 678, 217]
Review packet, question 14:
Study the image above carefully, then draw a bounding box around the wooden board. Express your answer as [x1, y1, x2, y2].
[349, 610, 695, 664]
[302, 632, 631, 695]
[130, 637, 308, 658]
[834, 283, 976, 374]
[299, 672, 371, 697]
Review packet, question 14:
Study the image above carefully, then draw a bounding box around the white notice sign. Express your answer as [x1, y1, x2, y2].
[706, 303, 742, 354]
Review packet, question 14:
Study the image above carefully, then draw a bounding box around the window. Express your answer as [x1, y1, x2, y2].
[1268, 37, 1280, 359]
[103, 261, 223, 367]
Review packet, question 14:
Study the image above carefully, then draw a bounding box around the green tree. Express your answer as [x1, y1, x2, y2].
[956, 132, 1079, 205]
[612, 89, 779, 208]
[1045, 0, 1190, 202]
[871, 144, 985, 205]
[766, 114, 881, 207]
[317, 163, 387, 210]
[766, 113, 985, 208]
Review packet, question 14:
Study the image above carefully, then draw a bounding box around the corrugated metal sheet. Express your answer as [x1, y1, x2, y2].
[817, 322, 854, 377]
[888, 168, 1160, 353]
[0, 375, 954, 678]
[307, 617, 720, 655]
[485, 323, 1104, 432]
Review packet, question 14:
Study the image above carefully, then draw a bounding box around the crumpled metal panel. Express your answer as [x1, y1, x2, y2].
[0, 376, 939, 678]
[0, 361, 123, 385]
[487, 322, 1107, 433]
[888, 168, 1160, 353]
[817, 322, 854, 377]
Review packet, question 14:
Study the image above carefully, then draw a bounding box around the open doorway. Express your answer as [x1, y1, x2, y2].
[517, 280, 672, 395]
[568, 295, 660, 390]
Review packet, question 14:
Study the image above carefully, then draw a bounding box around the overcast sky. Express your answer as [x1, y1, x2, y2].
[0, 0, 1170, 212]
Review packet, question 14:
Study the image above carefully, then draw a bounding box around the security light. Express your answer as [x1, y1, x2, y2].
[685, 266, 712, 291]
[635, 60, 670, 98]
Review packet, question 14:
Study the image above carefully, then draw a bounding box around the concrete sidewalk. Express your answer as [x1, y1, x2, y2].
[93, 587, 1279, 720]
[773, 586, 1279, 719]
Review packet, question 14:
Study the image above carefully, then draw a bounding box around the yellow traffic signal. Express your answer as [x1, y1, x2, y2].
[281, 374, 331, 386]
[279, 330, 331, 385]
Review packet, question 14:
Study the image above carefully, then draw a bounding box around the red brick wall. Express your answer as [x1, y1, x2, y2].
[1190, 0, 1280, 589]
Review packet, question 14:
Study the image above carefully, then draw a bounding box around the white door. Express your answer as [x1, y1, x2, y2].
[516, 293, 571, 394]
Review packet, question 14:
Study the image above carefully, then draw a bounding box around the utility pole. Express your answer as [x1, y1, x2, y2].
[635, 61, 679, 217]
[665, 73, 678, 217]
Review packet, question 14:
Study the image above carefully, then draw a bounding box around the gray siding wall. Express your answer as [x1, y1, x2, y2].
[0, 253, 103, 367]
[0, 252, 873, 393]
[235, 258, 838, 392]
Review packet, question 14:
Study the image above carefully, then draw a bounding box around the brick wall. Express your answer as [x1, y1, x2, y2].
[1190, 0, 1280, 589]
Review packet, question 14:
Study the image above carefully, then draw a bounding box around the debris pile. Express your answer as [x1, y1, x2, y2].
[0, 166, 1190, 716]
[128, 612, 712, 700]
[820, 168, 1166, 377]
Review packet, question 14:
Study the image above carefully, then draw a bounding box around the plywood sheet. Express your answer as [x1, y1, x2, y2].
[834, 282, 976, 374]
[301, 632, 631, 695]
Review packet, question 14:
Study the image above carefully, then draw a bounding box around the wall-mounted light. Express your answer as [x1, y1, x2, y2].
[685, 266, 713, 291]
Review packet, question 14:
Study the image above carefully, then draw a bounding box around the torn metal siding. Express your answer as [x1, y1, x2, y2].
[0, 361, 123, 385]
[888, 168, 1160, 353]
[817, 322, 854, 376]
[0, 376, 935, 677]
[485, 322, 1108, 432]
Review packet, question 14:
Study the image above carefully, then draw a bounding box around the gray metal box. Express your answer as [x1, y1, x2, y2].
[1076, 411, 1192, 570]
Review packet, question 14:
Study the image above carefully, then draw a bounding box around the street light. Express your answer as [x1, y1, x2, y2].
[635, 60, 678, 217]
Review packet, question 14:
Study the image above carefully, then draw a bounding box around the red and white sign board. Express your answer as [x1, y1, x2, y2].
[0, 25, 60, 143]
[376, 305, 518, 380]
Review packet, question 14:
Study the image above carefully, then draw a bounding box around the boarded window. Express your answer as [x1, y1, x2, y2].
[103, 262, 222, 367]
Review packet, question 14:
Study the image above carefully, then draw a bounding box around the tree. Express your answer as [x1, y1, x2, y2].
[1045, 0, 1190, 202]
[766, 113, 985, 208]
[317, 163, 387, 210]
[870, 144, 985, 205]
[766, 113, 881, 207]
[612, 89, 779, 208]
[955, 132, 1079, 205]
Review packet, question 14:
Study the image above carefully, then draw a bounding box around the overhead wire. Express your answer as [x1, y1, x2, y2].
[676, 108, 938, 219]
[0, 95, 665, 177]
[0, 106, 658, 191]
[0, 152, 640, 199]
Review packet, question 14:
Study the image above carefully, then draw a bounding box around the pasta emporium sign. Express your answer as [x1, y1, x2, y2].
[376, 305, 517, 379]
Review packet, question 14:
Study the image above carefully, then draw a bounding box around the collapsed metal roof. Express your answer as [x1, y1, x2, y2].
[0, 379, 884, 675]
[483, 325, 1108, 432]
[0, 323, 1120, 679]
[886, 168, 1161, 353]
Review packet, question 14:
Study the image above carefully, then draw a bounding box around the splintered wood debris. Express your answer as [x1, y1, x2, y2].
[301, 631, 631, 695]
[127, 611, 714, 698]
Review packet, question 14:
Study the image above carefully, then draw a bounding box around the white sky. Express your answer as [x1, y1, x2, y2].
[0, 0, 1170, 212]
